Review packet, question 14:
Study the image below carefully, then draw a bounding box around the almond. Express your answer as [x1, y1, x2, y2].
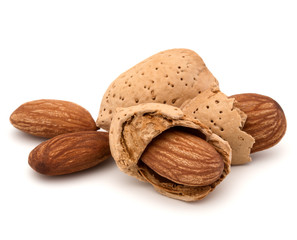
[231, 93, 287, 153]
[28, 131, 110, 175]
[141, 128, 224, 186]
[10, 99, 98, 138]
[109, 103, 231, 202]
[97, 48, 218, 131]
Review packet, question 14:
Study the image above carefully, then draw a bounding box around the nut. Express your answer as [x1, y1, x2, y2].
[182, 89, 255, 165]
[141, 128, 224, 186]
[28, 131, 110, 175]
[97, 48, 219, 131]
[10, 99, 98, 138]
[109, 103, 231, 202]
[231, 93, 287, 153]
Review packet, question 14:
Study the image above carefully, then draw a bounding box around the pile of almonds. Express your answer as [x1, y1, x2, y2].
[10, 49, 287, 202]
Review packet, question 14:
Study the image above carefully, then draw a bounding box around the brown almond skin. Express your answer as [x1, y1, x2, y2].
[10, 99, 98, 138]
[231, 93, 287, 153]
[141, 128, 224, 186]
[28, 131, 110, 175]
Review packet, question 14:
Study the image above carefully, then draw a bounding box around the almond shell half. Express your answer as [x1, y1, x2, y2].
[97, 48, 219, 131]
[109, 103, 231, 201]
[181, 89, 255, 165]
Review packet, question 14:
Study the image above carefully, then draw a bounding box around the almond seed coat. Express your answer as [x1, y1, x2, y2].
[141, 128, 224, 186]
[231, 93, 286, 153]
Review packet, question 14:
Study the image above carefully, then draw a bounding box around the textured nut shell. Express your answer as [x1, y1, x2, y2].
[182, 89, 255, 165]
[109, 103, 231, 202]
[97, 48, 219, 131]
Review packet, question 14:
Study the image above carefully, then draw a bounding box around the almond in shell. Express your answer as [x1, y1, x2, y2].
[97, 48, 219, 131]
[109, 103, 231, 202]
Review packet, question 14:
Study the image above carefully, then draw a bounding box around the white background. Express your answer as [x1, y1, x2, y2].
[1, 1, 296, 239]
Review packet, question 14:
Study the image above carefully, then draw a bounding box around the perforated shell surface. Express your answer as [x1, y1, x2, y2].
[97, 48, 219, 131]
[109, 103, 231, 202]
[181, 89, 255, 165]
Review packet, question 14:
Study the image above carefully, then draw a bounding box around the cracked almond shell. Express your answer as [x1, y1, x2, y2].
[181, 89, 255, 165]
[109, 103, 231, 202]
[97, 48, 219, 131]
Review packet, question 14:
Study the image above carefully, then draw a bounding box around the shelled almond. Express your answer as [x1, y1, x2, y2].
[10, 99, 97, 138]
[29, 131, 110, 175]
[231, 93, 287, 153]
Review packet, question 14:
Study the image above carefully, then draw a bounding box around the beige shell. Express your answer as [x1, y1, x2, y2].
[181, 89, 255, 165]
[109, 103, 231, 202]
[97, 48, 219, 131]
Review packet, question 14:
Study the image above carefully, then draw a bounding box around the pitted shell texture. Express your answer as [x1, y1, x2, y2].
[97, 48, 219, 131]
[109, 103, 231, 202]
[181, 89, 255, 165]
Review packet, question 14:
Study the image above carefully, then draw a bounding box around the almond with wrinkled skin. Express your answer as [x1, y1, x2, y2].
[109, 103, 231, 202]
[28, 131, 110, 175]
[141, 128, 224, 186]
[10, 99, 98, 138]
[231, 93, 287, 153]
